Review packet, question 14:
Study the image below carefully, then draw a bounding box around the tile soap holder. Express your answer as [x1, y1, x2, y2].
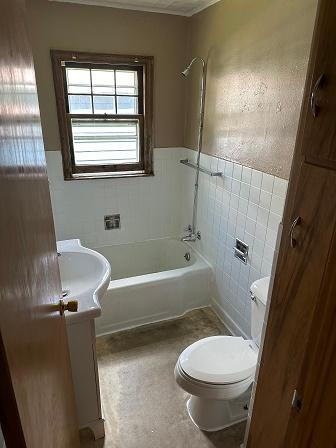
[234, 238, 248, 264]
[104, 214, 120, 230]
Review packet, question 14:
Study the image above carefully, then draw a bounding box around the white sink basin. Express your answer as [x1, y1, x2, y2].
[57, 239, 111, 323]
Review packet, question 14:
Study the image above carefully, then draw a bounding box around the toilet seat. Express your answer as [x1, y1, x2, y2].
[179, 336, 258, 384]
[175, 359, 254, 400]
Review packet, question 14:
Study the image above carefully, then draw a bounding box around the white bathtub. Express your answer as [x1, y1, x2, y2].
[94, 238, 212, 335]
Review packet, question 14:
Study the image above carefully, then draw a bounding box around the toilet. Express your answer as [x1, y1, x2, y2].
[174, 276, 270, 431]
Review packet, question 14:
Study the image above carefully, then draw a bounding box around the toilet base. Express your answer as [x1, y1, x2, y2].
[186, 388, 251, 432]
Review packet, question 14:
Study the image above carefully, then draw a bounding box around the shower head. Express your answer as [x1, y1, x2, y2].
[181, 67, 190, 77]
[181, 57, 206, 78]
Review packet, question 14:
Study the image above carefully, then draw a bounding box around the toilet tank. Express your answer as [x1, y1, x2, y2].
[250, 277, 270, 347]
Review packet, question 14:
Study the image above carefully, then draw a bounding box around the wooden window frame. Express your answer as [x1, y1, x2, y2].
[51, 50, 154, 180]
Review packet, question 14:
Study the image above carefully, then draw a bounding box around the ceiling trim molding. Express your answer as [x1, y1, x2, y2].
[48, 0, 221, 17]
[187, 0, 221, 16]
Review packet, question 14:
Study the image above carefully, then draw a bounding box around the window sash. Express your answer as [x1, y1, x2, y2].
[63, 63, 143, 115]
[66, 114, 145, 174]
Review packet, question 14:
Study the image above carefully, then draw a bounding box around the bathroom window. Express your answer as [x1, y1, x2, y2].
[51, 50, 154, 180]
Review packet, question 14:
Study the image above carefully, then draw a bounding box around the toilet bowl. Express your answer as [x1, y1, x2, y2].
[175, 276, 270, 431]
[175, 336, 258, 431]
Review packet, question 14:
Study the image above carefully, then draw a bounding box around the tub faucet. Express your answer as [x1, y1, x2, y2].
[181, 233, 197, 242]
[181, 226, 201, 242]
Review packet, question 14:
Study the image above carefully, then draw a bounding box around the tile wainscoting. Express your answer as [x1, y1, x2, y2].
[46, 147, 288, 338]
[180, 149, 288, 337]
[46, 148, 183, 247]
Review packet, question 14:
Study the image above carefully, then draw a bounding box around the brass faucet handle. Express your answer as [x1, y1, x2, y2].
[59, 299, 78, 315]
[66, 300, 78, 312]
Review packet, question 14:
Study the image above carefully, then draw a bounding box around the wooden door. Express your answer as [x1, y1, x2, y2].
[0, 1, 80, 447]
[247, 0, 336, 446]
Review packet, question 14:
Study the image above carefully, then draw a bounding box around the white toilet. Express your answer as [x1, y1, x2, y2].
[175, 276, 270, 432]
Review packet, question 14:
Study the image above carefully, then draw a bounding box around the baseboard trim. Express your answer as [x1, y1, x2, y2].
[210, 298, 249, 339]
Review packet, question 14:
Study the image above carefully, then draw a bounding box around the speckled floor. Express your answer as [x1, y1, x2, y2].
[80, 307, 246, 448]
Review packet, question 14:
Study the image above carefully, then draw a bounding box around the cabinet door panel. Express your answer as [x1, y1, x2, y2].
[284, 214, 336, 447]
[300, 1, 336, 169]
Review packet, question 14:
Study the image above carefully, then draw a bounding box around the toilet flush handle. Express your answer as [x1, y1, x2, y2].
[250, 292, 256, 302]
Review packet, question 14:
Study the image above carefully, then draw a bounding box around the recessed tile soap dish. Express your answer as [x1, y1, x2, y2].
[234, 238, 249, 264]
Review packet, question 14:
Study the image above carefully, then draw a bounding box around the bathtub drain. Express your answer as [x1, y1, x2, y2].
[184, 252, 191, 262]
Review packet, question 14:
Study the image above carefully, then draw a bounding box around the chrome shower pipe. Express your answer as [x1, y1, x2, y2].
[181, 57, 207, 241]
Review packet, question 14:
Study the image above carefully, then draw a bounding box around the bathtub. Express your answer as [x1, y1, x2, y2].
[94, 238, 212, 335]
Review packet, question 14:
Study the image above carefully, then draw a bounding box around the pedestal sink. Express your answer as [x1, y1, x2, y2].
[57, 239, 111, 321]
[57, 239, 111, 440]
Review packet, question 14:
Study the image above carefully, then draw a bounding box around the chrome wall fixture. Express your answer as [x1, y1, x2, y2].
[180, 57, 207, 242]
[104, 214, 121, 230]
[179, 158, 223, 177]
[234, 238, 249, 264]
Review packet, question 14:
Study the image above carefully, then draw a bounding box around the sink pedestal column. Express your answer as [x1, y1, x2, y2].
[66, 319, 104, 440]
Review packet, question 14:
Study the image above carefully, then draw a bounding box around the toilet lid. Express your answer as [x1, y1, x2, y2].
[179, 336, 257, 384]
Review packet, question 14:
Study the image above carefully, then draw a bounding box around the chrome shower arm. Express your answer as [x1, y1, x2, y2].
[181, 57, 206, 77]
[181, 57, 207, 238]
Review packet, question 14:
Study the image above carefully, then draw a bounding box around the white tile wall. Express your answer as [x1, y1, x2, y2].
[46, 148, 183, 248]
[47, 147, 288, 338]
[180, 149, 288, 337]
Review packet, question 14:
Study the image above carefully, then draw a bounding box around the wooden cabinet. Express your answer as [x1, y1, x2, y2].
[246, 160, 336, 447]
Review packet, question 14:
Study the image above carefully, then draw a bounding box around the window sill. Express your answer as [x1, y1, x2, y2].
[66, 170, 154, 181]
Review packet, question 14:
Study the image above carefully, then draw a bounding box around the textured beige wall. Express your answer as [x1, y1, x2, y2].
[26, 0, 189, 150]
[184, 0, 318, 179]
[27, 0, 317, 176]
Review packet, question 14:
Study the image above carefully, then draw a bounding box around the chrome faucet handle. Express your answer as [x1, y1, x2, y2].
[184, 224, 192, 232]
[181, 231, 201, 242]
[181, 234, 196, 242]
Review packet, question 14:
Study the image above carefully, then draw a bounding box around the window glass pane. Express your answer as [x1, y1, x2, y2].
[116, 70, 138, 95]
[91, 69, 115, 94]
[117, 96, 137, 114]
[66, 68, 91, 94]
[68, 95, 92, 114]
[93, 96, 116, 114]
[71, 118, 139, 165]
